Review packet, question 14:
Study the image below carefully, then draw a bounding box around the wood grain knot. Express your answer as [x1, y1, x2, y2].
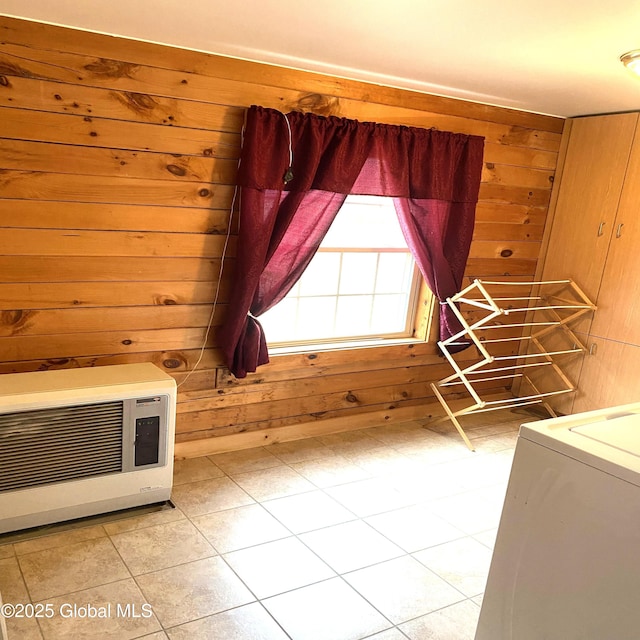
[46, 358, 71, 367]
[500, 249, 513, 257]
[163, 359, 182, 369]
[122, 339, 133, 345]
[1, 310, 29, 331]
[198, 188, 210, 198]
[293, 93, 340, 116]
[84, 59, 138, 78]
[0, 76, 9, 87]
[114, 91, 158, 114]
[1, 309, 22, 323]
[0, 61, 31, 78]
[307, 354, 318, 360]
[166, 164, 187, 177]
[346, 393, 358, 403]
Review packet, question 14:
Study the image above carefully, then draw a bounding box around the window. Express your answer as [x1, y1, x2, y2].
[259, 195, 429, 346]
[219, 106, 483, 378]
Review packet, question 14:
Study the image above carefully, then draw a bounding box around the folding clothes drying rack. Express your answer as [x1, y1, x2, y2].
[430, 279, 596, 450]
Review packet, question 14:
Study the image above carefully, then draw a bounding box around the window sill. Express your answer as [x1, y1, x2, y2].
[268, 336, 426, 357]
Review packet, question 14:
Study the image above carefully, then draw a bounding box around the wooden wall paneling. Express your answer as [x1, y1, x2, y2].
[0, 169, 235, 207]
[481, 163, 554, 189]
[0, 304, 222, 337]
[0, 347, 224, 376]
[472, 223, 544, 242]
[0, 16, 564, 451]
[0, 39, 561, 148]
[176, 381, 505, 441]
[469, 240, 541, 261]
[218, 342, 442, 385]
[2, 327, 214, 361]
[0, 75, 246, 130]
[2, 228, 233, 258]
[180, 364, 453, 415]
[0, 76, 551, 167]
[475, 202, 547, 225]
[0, 256, 226, 282]
[0, 281, 226, 310]
[0, 200, 232, 234]
[174, 401, 442, 458]
[482, 142, 557, 170]
[478, 183, 550, 207]
[176, 382, 443, 437]
[0, 139, 239, 183]
[464, 259, 538, 278]
[176, 377, 510, 442]
[0, 107, 240, 156]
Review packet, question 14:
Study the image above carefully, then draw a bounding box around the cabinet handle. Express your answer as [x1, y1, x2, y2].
[597, 221, 605, 236]
[589, 343, 597, 356]
[616, 223, 624, 238]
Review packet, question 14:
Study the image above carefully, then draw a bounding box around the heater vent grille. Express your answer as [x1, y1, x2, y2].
[0, 401, 123, 493]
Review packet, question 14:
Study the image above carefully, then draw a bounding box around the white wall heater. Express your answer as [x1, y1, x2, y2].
[0, 363, 177, 534]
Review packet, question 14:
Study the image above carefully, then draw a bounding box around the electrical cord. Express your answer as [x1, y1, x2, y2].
[176, 115, 247, 390]
[176, 184, 238, 390]
[177, 108, 292, 389]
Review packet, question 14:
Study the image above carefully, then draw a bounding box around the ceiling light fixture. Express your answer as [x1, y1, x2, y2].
[620, 50, 640, 75]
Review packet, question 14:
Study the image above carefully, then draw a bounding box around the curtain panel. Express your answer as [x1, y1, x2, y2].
[218, 105, 484, 378]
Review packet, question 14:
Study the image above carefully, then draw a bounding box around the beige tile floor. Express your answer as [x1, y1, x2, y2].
[0, 409, 525, 640]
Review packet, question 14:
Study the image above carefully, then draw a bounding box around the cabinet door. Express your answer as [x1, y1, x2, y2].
[572, 339, 640, 413]
[542, 114, 637, 308]
[589, 121, 640, 345]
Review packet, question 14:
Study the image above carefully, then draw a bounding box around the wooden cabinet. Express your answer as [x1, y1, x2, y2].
[572, 339, 640, 413]
[589, 134, 640, 345]
[541, 112, 640, 413]
[542, 114, 637, 305]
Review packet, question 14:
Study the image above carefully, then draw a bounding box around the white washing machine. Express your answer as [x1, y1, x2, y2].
[475, 402, 640, 640]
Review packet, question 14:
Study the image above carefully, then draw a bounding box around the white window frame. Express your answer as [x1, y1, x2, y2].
[261, 195, 436, 351]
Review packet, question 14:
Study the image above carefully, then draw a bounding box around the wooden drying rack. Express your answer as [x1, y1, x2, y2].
[430, 279, 596, 450]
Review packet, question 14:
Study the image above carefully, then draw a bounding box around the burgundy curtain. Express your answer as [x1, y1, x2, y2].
[218, 105, 484, 378]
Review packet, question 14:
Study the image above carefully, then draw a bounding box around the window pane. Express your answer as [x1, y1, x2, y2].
[297, 296, 336, 340]
[375, 252, 414, 294]
[339, 253, 377, 295]
[335, 295, 373, 336]
[261, 298, 298, 343]
[298, 252, 340, 296]
[371, 294, 409, 334]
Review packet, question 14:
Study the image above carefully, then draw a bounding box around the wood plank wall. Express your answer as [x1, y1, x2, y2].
[0, 16, 565, 457]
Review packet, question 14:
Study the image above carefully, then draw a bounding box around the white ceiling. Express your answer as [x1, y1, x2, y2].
[3, 0, 640, 117]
